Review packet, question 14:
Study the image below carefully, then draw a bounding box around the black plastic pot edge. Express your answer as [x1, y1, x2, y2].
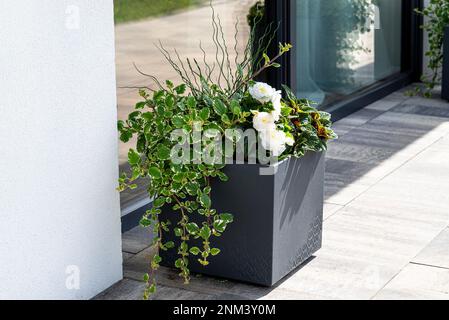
[442, 26, 449, 101]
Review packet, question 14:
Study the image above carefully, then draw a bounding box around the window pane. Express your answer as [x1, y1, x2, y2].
[296, 0, 402, 106]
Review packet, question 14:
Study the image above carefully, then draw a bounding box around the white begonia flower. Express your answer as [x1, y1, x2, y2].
[249, 82, 276, 103]
[271, 90, 282, 121]
[260, 128, 288, 157]
[253, 111, 276, 132]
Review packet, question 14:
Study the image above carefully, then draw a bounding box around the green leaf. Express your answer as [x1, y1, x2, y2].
[128, 111, 140, 121]
[164, 110, 173, 118]
[230, 100, 241, 115]
[142, 112, 153, 122]
[148, 167, 162, 179]
[213, 99, 227, 116]
[136, 135, 146, 153]
[177, 101, 186, 111]
[204, 123, 223, 134]
[203, 186, 211, 194]
[128, 149, 141, 165]
[199, 225, 211, 239]
[135, 101, 146, 109]
[217, 172, 228, 182]
[153, 197, 166, 208]
[153, 254, 162, 264]
[189, 247, 200, 255]
[213, 219, 227, 233]
[263, 52, 271, 65]
[156, 105, 165, 116]
[186, 96, 197, 109]
[157, 145, 171, 160]
[143, 273, 149, 281]
[139, 217, 152, 227]
[221, 114, 231, 125]
[186, 182, 199, 195]
[131, 166, 140, 180]
[174, 228, 182, 237]
[198, 259, 209, 266]
[172, 115, 185, 128]
[172, 172, 184, 183]
[120, 130, 133, 143]
[199, 193, 211, 208]
[237, 64, 244, 77]
[210, 248, 221, 256]
[282, 84, 297, 101]
[220, 213, 234, 223]
[117, 120, 125, 131]
[199, 108, 210, 121]
[175, 84, 186, 94]
[165, 241, 175, 249]
[153, 90, 164, 101]
[165, 80, 174, 88]
[165, 95, 175, 108]
[186, 222, 200, 235]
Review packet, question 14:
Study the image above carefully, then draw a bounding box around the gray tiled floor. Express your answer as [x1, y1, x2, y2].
[96, 87, 449, 300]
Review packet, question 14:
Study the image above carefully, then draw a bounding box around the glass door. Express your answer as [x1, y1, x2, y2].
[296, 0, 402, 106]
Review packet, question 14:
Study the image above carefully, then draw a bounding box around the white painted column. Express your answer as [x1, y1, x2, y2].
[0, 0, 122, 299]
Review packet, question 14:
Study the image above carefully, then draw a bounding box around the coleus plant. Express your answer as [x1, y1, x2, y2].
[118, 11, 336, 299]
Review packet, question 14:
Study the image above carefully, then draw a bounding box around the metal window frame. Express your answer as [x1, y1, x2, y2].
[442, 26, 449, 101]
[265, 0, 424, 121]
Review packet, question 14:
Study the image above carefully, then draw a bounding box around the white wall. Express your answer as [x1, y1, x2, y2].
[0, 0, 123, 299]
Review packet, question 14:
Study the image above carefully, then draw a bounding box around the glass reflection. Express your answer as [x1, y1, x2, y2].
[296, 0, 402, 106]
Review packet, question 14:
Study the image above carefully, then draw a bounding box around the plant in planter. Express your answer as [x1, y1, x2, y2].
[118, 12, 337, 299]
[413, 0, 449, 98]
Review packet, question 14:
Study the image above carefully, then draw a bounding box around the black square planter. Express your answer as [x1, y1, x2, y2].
[442, 26, 449, 101]
[160, 151, 325, 286]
